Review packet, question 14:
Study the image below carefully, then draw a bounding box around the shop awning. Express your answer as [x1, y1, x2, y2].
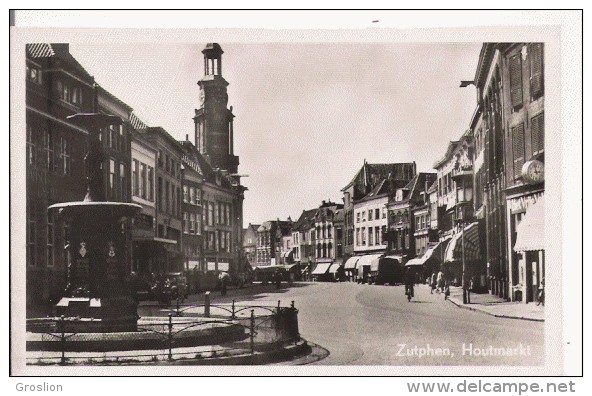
[328, 263, 342, 274]
[344, 256, 360, 270]
[370, 256, 381, 272]
[311, 262, 332, 275]
[423, 236, 452, 263]
[356, 254, 382, 269]
[405, 257, 426, 266]
[383, 254, 405, 263]
[444, 222, 482, 262]
[514, 196, 545, 252]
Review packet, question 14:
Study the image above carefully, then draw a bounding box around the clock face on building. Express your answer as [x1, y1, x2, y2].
[521, 160, 544, 184]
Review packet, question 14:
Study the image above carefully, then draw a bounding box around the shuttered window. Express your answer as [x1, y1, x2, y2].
[512, 123, 525, 179]
[509, 54, 523, 108]
[531, 113, 545, 155]
[530, 43, 544, 99]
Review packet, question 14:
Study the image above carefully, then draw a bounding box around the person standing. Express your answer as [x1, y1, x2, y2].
[436, 270, 444, 293]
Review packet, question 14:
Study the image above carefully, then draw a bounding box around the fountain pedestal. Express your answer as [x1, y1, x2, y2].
[49, 113, 142, 332]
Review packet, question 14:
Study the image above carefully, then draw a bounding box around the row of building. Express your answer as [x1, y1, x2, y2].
[25, 43, 247, 309]
[245, 43, 545, 303]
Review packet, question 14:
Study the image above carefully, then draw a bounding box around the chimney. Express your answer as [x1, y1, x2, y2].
[186, 134, 189, 141]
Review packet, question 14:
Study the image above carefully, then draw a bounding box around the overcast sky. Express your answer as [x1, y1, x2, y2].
[69, 42, 482, 226]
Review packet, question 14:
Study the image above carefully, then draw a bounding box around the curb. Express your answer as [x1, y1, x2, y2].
[446, 297, 544, 322]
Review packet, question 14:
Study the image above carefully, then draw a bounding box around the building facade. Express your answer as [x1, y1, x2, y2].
[243, 223, 260, 267]
[387, 173, 437, 265]
[130, 126, 158, 278]
[501, 43, 545, 303]
[140, 127, 184, 274]
[26, 43, 96, 309]
[342, 161, 417, 262]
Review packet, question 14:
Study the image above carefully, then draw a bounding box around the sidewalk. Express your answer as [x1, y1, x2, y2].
[446, 287, 544, 322]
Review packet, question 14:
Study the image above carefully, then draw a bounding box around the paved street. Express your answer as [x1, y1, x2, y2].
[167, 281, 544, 366]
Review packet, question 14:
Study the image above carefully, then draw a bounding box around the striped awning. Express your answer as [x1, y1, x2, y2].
[405, 257, 426, 266]
[311, 262, 332, 275]
[328, 263, 342, 274]
[444, 222, 481, 262]
[344, 256, 360, 270]
[356, 254, 382, 269]
[422, 236, 452, 263]
[514, 196, 545, 252]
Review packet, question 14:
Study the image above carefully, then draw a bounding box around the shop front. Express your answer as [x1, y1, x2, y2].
[444, 222, 487, 291]
[512, 195, 545, 303]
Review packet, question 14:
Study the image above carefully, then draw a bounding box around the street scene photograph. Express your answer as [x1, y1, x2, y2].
[12, 16, 575, 377]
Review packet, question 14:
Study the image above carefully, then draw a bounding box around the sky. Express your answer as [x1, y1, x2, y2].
[68, 42, 482, 226]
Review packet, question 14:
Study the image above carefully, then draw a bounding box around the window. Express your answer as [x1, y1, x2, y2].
[27, 65, 42, 84]
[215, 202, 220, 225]
[183, 212, 189, 233]
[165, 181, 170, 214]
[368, 230, 374, 246]
[47, 211, 54, 267]
[148, 167, 154, 201]
[382, 208, 386, 219]
[27, 201, 36, 266]
[530, 43, 544, 99]
[208, 202, 214, 226]
[119, 163, 125, 200]
[190, 213, 196, 234]
[356, 228, 360, 246]
[43, 137, 60, 178]
[362, 211, 367, 222]
[43, 130, 54, 170]
[509, 53, 523, 108]
[158, 177, 163, 211]
[109, 125, 117, 149]
[27, 125, 36, 166]
[190, 187, 196, 205]
[531, 113, 544, 155]
[226, 205, 231, 226]
[183, 186, 189, 203]
[195, 189, 201, 206]
[327, 224, 332, 238]
[356, 212, 360, 223]
[368, 210, 373, 221]
[71, 87, 82, 106]
[176, 187, 181, 217]
[375, 227, 380, 245]
[109, 159, 116, 197]
[133, 160, 139, 196]
[512, 123, 525, 179]
[375, 208, 380, 220]
[196, 211, 201, 235]
[140, 164, 147, 199]
[362, 228, 366, 245]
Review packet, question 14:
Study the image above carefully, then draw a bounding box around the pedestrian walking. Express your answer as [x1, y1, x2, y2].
[430, 272, 437, 294]
[436, 271, 444, 293]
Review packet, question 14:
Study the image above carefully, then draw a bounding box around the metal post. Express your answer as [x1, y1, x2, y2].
[277, 300, 281, 314]
[168, 313, 173, 361]
[204, 291, 210, 318]
[59, 315, 66, 365]
[176, 297, 181, 317]
[231, 299, 235, 319]
[250, 309, 255, 354]
[462, 221, 468, 304]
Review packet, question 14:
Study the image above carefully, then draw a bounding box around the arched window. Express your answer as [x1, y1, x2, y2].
[322, 243, 327, 258]
[328, 242, 333, 258]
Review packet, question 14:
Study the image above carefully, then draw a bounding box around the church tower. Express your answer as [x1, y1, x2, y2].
[193, 43, 239, 174]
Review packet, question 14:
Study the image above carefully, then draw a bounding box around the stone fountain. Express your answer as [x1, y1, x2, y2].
[48, 113, 142, 332]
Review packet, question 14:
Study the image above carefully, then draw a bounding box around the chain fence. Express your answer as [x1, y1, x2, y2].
[26, 300, 300, 365]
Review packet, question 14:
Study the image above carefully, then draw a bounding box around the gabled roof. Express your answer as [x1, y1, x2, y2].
[433, 130, 474, 169]
[342, 161, 417, 199]
[293, 209, 318, 231]
[402, 172, 438, 203]
[26, 43, 93, 81]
